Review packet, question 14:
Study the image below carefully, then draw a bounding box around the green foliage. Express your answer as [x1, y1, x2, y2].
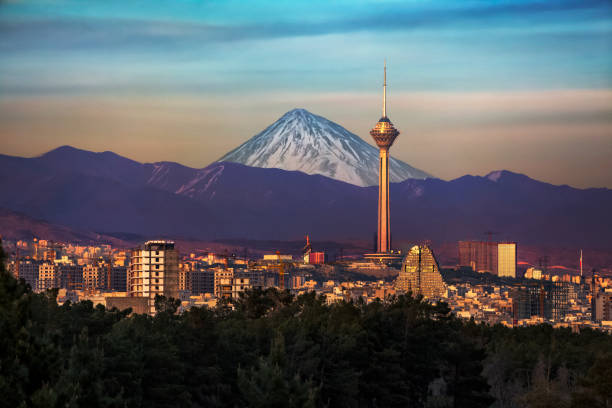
[1, 240, 611, 407]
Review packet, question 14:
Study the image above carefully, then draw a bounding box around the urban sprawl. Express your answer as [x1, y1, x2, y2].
[3, 237, 611, 333]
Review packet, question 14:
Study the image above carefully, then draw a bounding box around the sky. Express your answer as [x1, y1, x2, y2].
[1, 0, 611, 188]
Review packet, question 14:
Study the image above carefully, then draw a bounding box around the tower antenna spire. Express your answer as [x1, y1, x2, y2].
[383, 60, 387, 118]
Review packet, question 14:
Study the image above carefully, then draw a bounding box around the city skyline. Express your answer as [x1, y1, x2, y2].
[1, 0, 611, 188]
[2, 2, 612, 406]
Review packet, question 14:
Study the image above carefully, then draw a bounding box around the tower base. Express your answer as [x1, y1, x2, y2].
[363, 251, 404, 265]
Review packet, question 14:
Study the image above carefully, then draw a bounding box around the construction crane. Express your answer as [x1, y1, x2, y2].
[538, 256, 550, 275]
[279, 263, 285, 290]
[484, 231, 497, 242]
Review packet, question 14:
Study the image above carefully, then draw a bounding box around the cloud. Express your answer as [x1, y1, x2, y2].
[0, 0, 610, 53]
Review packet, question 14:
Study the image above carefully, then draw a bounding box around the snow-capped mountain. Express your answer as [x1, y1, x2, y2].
[218, 108, 431, 187]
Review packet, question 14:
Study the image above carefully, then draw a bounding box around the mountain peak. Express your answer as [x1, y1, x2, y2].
[218, 109, 430, 186]
[486, 170, 504, 182]
[278, 108, 320, 123]
[282, 108, 312, 117]
[40, 145, 86, 157]
[485, 170, 534, 184]
[40, 145, 134, 162]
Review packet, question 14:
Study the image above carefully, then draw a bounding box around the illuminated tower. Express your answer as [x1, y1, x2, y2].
[370, 63, 400, 253]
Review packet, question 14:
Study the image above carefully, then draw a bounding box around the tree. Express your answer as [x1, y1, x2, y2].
[237, 332, 317, 408]
[571, 353, 612, 408]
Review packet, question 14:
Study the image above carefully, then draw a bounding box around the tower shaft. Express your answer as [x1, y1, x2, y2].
[378, 148, 390, 253]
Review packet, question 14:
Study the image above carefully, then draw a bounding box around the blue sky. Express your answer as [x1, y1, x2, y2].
[1, 0, 611, 187]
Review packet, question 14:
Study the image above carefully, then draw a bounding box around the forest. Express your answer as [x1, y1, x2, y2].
[1, 243, 611, 408]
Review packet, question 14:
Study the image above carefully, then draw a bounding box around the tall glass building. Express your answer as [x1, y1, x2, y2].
[497, 243, 517, 278]
[395, 245, 446, 298]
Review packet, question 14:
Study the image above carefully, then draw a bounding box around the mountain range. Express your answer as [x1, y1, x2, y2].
[0, 145, 610, 248]
[0, 207, 132, 247]
[219, 108, 430, 186]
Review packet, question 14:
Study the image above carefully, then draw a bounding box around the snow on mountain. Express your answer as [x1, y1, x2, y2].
[486, 170, 503, 182]
[218, 108, 431, 187]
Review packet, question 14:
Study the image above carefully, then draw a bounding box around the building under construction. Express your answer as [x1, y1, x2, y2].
[128, 240, 179, 314]
[512, 281, 569, 322]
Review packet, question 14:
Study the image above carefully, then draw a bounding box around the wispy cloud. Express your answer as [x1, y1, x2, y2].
[1, 0, 610, 52]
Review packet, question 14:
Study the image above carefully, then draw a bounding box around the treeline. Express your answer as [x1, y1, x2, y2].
[1, 245, 611, 408]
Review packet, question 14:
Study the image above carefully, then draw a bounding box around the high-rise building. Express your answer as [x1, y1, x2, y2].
[128, 241, 179, 314]
[38, 262, 58, 291]
[108, 266, 127, 292]
[592, 291, 612, 322]
[214, 269, 233, 300]
[58, 264, 83, 290]
[512, 282, 568, 321]
[395, 245, 446, 298]
[231, 271, 265, 299]
[308, 252, 326, 265]
[191, 269, 215, 295]
[232, 277, 254, 299]
[458, 241, 506, 274]
[370, 63, 400, 255]
[83, 265, 102, 291]
[9, 259, 41, 289]
[550, 282, 569, 321]
[178, 263, 192, 292]
[497, 243, 517, 278]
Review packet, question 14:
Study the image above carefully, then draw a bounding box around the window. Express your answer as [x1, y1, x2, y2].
[155, 251, 159, 255]
[155, 258, 159, 262]
[155, 265, 159, 269]
[155, 286, 159, 290]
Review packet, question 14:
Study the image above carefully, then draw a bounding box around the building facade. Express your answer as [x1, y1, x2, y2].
[592, 291, 612, 322]
[38, 262, 58, 291]
[395, 245, 446, 298]
[191, 269, 215, 295]
[83, 265, 102, 291]
[308, 252, 326, 265]
[9, 259, 41, 289]
[58, 264, 83, 290]
[214, 269, 233, 300]
[109, 266, 127, 292]
[512, 282, 569, 321]
[128, 241, 179, 314]
[497, 243, 517, 278]
[458, 241, 498, 274]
